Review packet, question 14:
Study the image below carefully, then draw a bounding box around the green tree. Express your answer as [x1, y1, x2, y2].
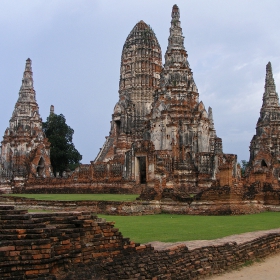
[240, 160, 249, 177]
[43, 113, 82, 175]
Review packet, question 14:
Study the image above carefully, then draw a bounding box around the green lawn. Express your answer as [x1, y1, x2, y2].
[99, 212, 280, 243]
[4, 194, 139, 202]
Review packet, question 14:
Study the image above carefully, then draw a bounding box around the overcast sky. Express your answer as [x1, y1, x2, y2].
[1, 0, 280, 163]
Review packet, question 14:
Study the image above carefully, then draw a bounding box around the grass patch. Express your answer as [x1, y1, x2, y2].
[99, 212, 280, 243]
[4, 194, 139, 202]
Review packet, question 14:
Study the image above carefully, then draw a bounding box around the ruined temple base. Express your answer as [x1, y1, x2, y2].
[1, 195, 268, 216]
[11, 181, 142, 194]
[0, 184, 12, 194]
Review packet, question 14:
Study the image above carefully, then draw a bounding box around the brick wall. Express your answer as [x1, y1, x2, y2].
[0, 205, 151, 279]
[1, 205, 280, 279]
[2, 195, 263, 216]
[12, 181, 141, 194]
[87, 233, 280, 280]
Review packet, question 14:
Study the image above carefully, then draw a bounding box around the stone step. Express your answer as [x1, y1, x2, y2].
[47, 223, 76, 229]
[1, 238, 51, 247]
[0, 214, 32, 220]
[0, 228, 47, 234]
[0, 205, 14, 210]
[0, 209, 28, 215]
[47, 225, 80, 232]
[31, 211, 91, 217]
[0, 233, 49, 240]
[0, 223, 46, 229]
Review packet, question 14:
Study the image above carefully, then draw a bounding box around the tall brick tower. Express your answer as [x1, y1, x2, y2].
[94, 21, 162, 163]
[150, 4, 220, 152]
[0, 58, 52, 181]
[246, 62, 280, 188]
[142, 5, 226, 193]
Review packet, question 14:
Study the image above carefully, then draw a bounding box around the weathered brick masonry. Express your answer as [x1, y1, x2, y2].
[2, 205, 280, 279]
[2, 4, 280, 205]
[13, 179, 142, 194]
[0, 205, 149, 279]
[1, 193, 265, 216]
[72, 233, 280, 280]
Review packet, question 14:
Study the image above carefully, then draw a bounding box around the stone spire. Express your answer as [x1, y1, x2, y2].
[9, 58, 42, 133]
[50, 105, 54, 115]
[0, 58, 52, 179]
[257, 62, 280, 128]
[168, 4, 184, 51]
[164, 4, 190, 70]
[208, 107, 215, 131]
[262, 62, 279, 109]
[18, 58, 36, 103]
[247, 62, 280, 184]
[160, 4, 197, 94]
[149, 4, 222, 156]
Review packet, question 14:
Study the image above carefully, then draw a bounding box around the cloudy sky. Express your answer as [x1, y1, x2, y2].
[1, 0, 280, 163]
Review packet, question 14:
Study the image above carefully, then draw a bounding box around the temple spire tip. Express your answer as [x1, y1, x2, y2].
[172, 4, 180, 19]
[265, 61, 275, 92]
[50, 105, 54, 115]
[266, 61, 272, 71]
[24, 58, 32, 72]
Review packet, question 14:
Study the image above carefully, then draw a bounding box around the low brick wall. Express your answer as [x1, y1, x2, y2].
[0, 205, 152, 279]
[81, 233, 280, 280]
[1, 195, 264, 216]
[1, 205, 280, 279]
[12, 181, 142, 194]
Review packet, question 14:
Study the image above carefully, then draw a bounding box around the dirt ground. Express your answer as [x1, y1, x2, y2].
[207, 252, 280, 280]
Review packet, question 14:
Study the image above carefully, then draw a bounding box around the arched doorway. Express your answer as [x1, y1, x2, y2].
[37, 157, 45, 177]
[261, 159, 268, 167]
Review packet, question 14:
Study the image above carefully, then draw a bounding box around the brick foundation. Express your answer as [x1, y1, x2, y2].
[12, 181, 141, 195]
[1, 195, 265, 216]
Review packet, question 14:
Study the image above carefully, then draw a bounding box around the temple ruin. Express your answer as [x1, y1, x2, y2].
[0, 5, 280, 201]
[2, 5, 280, 279]
[245, 62, 280, 189]
[0, 59, 52, 188]
[92, 5, 238, 199]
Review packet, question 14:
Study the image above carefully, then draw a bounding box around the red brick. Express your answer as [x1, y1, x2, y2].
[0, 246, 15, 252]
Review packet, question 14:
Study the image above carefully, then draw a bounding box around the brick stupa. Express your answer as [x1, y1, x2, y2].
[0, 58, 52, 182]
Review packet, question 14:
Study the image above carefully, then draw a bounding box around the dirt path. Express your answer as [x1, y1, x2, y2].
[207, 252, 280, 280]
